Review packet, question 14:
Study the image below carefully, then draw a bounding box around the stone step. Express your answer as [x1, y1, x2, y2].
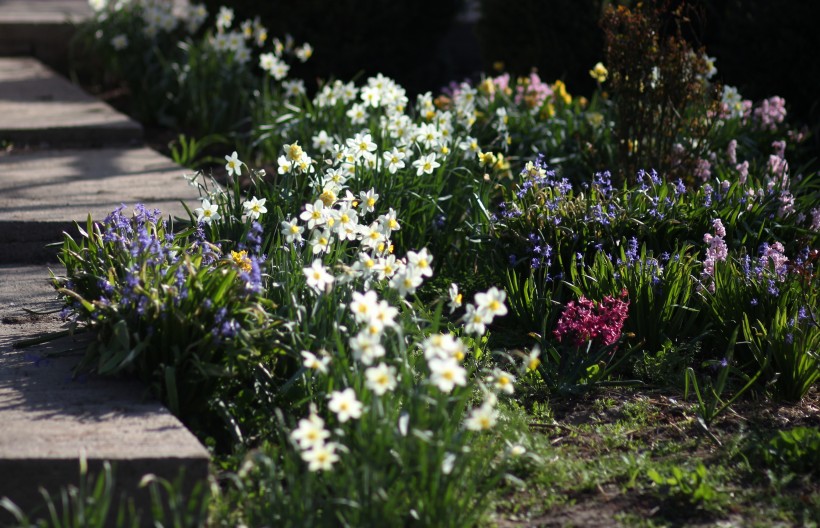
[0, 146, 200, 263]
[0, 264, 210, 525]
[0, 57, 142, 146]
[0, 0, 90, 66]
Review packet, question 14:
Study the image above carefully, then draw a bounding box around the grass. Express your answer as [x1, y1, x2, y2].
[492, 387, 820, 527]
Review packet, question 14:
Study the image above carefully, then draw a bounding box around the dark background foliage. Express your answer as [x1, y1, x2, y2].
[207, 0, 818, 136]
[200, 0, 464, 95]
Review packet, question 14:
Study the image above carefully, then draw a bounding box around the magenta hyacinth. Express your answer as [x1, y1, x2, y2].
[554, 290, 630, 347]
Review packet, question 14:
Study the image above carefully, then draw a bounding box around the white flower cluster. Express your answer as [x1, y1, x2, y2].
[307, 74, 489, 181]
[91, 0, 208, 40]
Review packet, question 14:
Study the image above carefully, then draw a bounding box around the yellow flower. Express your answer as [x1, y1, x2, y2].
[589, 62, 608, 84]
[230, 250, 252, 273]
[493, 153, 510, 172]
[540, 103, 556, 120]
[478, 78, 495, 97]
[477, 151, 497, 168]
[552, 80, 572, 104]
[319, 189, 336, 207]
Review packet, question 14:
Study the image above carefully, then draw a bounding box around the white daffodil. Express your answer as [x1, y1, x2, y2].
[407, 248, 433, 278]
[365, 363, 397, 396]
[428, 357, 467, 393]
[301, 350, 330, 374]
[349, 331, 385, 365]
[489, 368, 516, 395]
[225, 151, 242, 177]
[281, 218, 304, 245]
[194, 199, 220, 224]
[301, 442, 340, 472]
[242, 196, 267, 220]
[328, 388, 363, 423]
[291, 413, 330, 449]
[382, 147, 406, 174]
[303, 259, 334, 293]
[474, 286, 508, 321]
[412, 152, 441, 176]
[448, 283, 463, 313]
[464, 403, 498, 431]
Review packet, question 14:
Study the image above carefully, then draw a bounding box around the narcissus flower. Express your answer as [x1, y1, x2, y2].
[328, 388, 363, 422]
[301, 441, 340, 472]
[465, 402, 498, 431]
[291, 413, 330, 449]
[365, 363, 397, 395]
[242, 196, 267, 220]
[194, 199, 220, 224]
[589, 62, 608, 83]
[304, 259, 334, 293]
[225, 151, 242, 177]
[428, 357, 467, 393]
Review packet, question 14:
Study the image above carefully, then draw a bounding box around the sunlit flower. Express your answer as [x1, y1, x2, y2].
[300, 200, 327, 230]
[350, 290, 379, 323]
[488, 368, 516, 395]
[194, 198, 220, 224]
[464, 402, 498, 431]
[328, 388, 363, 423]
[462, 303, 487, 336]
[407, 248, 433, 277]
[421, 333, 465, 361]
[304, 259, 334, 293]
[589, 62, 608, 83]
[349, 331, 385, 365]
[301, 350, 330, 374]
[448, 283, 463, 313]
[390, 267, 423, 297]
[295, 42, 313, 62]
[291, 413, 330, 449]
[230, 250, 252, 273]
[242, 196, 267, 220]
[428, 357, 467, 393]
[525, 346, 541, 371]
[365, 363, 397, 395]
[281, 218, 304, 245]
[312, 130, 333, 153]
[225, 151, 242, 177]
[412, 153, 441, 176]
[301, 441, 340, 472]
[475, 286, 508, 320]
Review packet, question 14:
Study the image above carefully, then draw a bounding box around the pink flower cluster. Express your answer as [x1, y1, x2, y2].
[761, 242, 789, 277]
[553, 290, 630, 347]
[703, 218, 728, 278]
[514, 72, 553, 109]
[753, 96, 787, 132]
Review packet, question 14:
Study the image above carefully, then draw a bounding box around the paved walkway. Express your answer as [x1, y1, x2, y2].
[0, 12, 209, 523]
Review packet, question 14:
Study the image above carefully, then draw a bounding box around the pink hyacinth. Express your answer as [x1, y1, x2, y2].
[761, 242, 789, 276]
[702, 219, 728, 279]
[553, 290, 630, 348]
[753, 96, 787, 132]
[514, 72, 553, 109]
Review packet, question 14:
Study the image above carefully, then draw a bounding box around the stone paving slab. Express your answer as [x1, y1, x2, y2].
[0, 265, 210, 524]
[0, 57, 142, 146]
[0, 147, 199, 263]
[0, 0, 90, 24]
[0, 0, 89, 65]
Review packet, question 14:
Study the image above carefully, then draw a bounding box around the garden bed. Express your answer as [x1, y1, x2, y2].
[4, 1, 817, 526]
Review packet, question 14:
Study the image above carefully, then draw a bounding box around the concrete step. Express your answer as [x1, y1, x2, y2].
[0, 0, 90, 66]
[0, 264, 210, 525]
[0, 57, 142, 147]
[0, 146, 200, 263]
